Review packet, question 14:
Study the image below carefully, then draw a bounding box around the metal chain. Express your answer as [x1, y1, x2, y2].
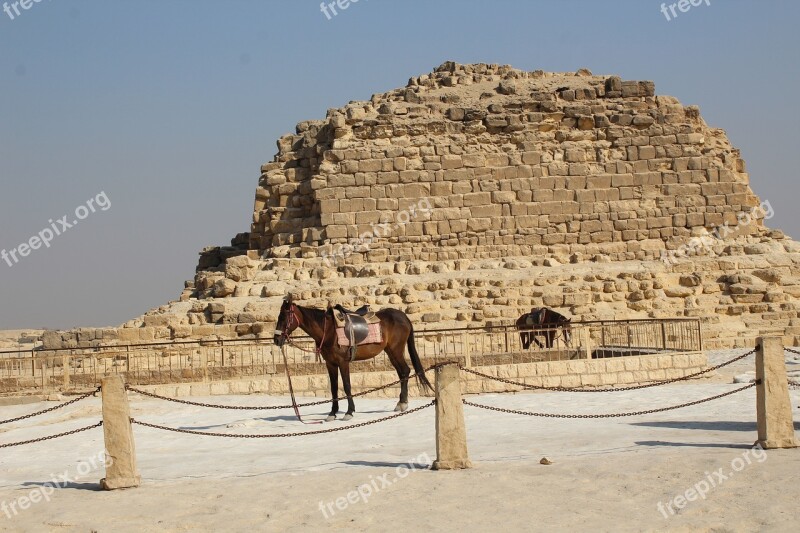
[462, 383, 756, 419]
[458, 349, 757, 393]
[0, 421, 103, 449]
[126, 371, 422, 410]
[0, 388, 100, 425]
[130, 400, 435, 438]
[779, 347, 799, 388]
[125, 363, 448, 410]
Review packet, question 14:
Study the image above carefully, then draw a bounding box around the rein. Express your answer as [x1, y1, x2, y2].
[277, 304, 324, 425]
[279, 343, 323, 425]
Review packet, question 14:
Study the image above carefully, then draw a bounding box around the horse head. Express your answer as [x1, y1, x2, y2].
[562, 317, 573, 346]
[274, 294, 300, 346]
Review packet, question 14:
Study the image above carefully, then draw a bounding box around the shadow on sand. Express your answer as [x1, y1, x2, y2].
[631, 420, 800, 432]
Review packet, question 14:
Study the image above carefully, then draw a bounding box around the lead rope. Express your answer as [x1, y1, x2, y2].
[281, 342, 323, 425]
[280, 305, 323, 425]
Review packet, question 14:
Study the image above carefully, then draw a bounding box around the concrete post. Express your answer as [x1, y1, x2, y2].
[755, 337, 798, 449]
[100, 375, 141, 489]
[432, 364, 473, 470]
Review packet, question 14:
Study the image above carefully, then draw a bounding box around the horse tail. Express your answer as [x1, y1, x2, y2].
[406, 325, 433, 393]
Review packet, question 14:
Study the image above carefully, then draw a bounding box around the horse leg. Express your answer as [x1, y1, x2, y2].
[520, 332, 530, 350]
[546, 331, 554, 349]
[531, 333, 544, 349]
[385, 344, 410, 412]
[339, 363, 355, 421]
[325, 362, 339, 422]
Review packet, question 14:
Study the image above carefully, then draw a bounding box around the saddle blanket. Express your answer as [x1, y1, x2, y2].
[336, 324, 383, 347]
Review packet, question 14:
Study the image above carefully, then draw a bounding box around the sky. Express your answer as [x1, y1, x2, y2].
[0, 0, 798, 330]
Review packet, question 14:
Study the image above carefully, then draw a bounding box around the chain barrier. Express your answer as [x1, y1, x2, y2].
[130, 400, 435, 438]
[458, 349, 757, 393]
[126, 372, 421, 410]
[0, 421, 103, 449]
[462, 382, 756, 419]
[124, 363, 453, 410]
[0, 388, 100, 426]
[780, 347, 799, 388]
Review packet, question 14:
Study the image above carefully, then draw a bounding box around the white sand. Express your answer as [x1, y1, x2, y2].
[1, 351, 799, 532]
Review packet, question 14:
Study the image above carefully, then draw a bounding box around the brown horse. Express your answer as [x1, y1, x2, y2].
[516, 307, 572, 349]
[273, 296, 432, 421]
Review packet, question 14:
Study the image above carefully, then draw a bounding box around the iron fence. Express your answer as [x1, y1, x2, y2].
[0, 318, 702, 394]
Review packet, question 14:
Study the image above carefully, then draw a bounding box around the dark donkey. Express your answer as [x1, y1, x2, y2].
[273, 295, 432, 421]
[516, 307, 572, 349]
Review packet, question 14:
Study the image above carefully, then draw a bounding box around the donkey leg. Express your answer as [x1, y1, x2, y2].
[325, 362, 339, 422]
[340, 363, 356, 421]
[532, 334, 544, 349]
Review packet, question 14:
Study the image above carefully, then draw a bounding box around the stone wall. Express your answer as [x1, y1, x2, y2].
[249, 62, 761, 265]
[127, 351, 708, 399]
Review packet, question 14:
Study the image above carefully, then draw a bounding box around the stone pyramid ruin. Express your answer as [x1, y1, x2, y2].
[44, 62, 800, 350]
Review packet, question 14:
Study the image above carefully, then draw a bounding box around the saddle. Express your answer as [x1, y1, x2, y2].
[331, 304, 381, 361]
[525, 308, 546, 326]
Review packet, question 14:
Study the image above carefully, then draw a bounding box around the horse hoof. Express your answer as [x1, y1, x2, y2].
[342, 413, 353, 421]
[394, 402, 409, 412]
[325, 415, 336, 422]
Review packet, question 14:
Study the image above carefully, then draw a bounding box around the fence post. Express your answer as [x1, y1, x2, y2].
[462, 332, 471, 368]
[582, 327, 592, 360]
[432, 364, 472, 470]
[62, 354, 70, 391]
[755, 337, 798, 449]
[100, 375, 141, 490]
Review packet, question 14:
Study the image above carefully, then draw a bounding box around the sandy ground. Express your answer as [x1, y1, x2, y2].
[1, 349, 799, 533]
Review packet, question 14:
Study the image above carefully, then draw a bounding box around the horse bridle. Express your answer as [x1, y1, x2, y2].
[276, 303, 300, 342]
[276, 303, 328, 360]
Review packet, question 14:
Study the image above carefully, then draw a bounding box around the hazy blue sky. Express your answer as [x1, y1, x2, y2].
[1, 0, 798, 329]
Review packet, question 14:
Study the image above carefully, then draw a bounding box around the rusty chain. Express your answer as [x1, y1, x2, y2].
[0, 421, 103, 449]
[130, 400, 435, 438]
[125, 363, 449, 410]
[462, 382, 757, 419]
[458, 349, 757, 393]
[461, 383, 756, 418]
[789, 380, 800, 389]
[785, 347, 800, 356]
[0, 388, 100, 426]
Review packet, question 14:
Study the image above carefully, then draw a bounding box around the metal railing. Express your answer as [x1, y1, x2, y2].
[0, 318, 702, 394]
